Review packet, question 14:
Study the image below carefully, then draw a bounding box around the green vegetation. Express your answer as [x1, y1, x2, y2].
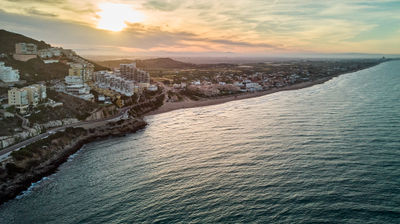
[5, 106, 15, 113]
[0, 29, 109, 82]
[10, 127, 86, 162]
[29, 90, 99, 123]
[96, 58, 194, 70]
[0, 116, 21, 136]
[179, 88, 206, 101]
[129, 94, 165, 117]
[2, 56, 69, 83]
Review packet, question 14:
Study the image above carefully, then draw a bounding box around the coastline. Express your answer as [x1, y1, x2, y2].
[146, 75, 336, 116]
[146, 61, 386, 117]
[0, 119, 147, 205]
[0, 62, 384, 205]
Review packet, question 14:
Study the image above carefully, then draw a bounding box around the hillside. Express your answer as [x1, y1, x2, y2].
[96, 58, 195, 70]
[0, 29, 108, 82]
[95, 59, 136, 69]
[137, 58, 195, 69]
[0, 29, 50, 53]
[2, 57, 69, 83]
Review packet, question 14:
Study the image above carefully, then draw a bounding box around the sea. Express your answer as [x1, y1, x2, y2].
[0, 60, 399, 223]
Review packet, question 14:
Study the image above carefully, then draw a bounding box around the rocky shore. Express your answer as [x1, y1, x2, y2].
[0, 118, 147, 205]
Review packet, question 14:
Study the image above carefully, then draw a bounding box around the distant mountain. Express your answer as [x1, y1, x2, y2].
[95, 59, 136, 69]
[96, 58, 195, 70]
[0, 29, 108, 83]
[137, 58, 195, 69]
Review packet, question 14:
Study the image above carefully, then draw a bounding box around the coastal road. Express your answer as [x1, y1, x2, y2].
[0, 106, 132, 161]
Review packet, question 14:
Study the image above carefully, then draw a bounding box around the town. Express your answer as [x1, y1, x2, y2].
[0, 37, 387, 151]
[0, 41, 159, 150]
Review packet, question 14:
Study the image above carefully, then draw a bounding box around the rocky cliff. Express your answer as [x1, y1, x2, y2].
[0, 118, 147, 205]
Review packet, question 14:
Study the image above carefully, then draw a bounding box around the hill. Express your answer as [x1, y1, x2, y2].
[96, 58, 195, 70]
[95, 59, 136, 69]
[0, 29, 50, 54]
[0, 29, 108, 83]
[137, 58, 195, 69]
[2, 57, 69, 83]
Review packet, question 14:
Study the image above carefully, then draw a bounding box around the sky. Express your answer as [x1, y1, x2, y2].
[0, 0, 399, 57]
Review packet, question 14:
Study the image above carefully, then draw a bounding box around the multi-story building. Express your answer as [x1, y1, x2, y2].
[119, 63, 136, 80]
[8, 88, 28, 107]
[15, 43, 37, 55]
[28, 84, 47, 104]
[0, 62, 20, 82]
[38, 47, 62, 58]
[24, 86, 40, 106]
[65, 75, 83, 85]
[84, 63, 94, 81]
[94, 71, 135, 96]
[8, 84, 46, 106]
[93, 64, 151, 97]
[68, 63, 94, 82]
[68, 63, 84, 77]
[63, 75, 93, 101]
[120, 63, 150, 83]
[61, 49, 76, 58]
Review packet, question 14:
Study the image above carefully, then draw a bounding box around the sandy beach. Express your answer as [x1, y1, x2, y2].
[146, 76, 334, 116]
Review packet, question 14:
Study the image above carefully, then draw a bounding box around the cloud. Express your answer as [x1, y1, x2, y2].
[3, 0, 64, 4]
[24, 8, 58, 17]
[0, 0, 399, 55]
[144, 0, 184, 11]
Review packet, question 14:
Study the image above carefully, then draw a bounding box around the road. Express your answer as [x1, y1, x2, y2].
[0, 89, 165, 161]
[0, 106, 131, 161]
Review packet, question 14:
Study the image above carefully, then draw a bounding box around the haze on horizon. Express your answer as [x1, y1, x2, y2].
[0, 0, 399, 57]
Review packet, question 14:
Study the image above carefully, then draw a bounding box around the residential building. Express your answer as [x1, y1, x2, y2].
[64, 75, 93, 100]
[120, 63, 150, 83]
[15, 43, 37, 55]
[31, 84, 47, 101]
[65, 75, 83, 85]
[43, 59, 59, 64]
[94, 71, 136, 96]
[68, 63, 94, 81]
[68, 63, 84, 77]
[148, 85, 158, 91]
[8, 84, 46, 108]
[37, 47, 62, 58]
[14, 43, 38, 61]
[0, 62, 20, 82]
[8, 88, 28, 107]
[245, 82, 263, 92]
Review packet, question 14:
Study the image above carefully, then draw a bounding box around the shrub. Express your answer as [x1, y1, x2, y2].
[5, 163, 24, 175]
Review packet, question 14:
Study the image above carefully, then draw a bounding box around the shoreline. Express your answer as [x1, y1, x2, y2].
[0, 119, 147, 205]
[0, 62, 384, 205]
[146, 61, 387, 117]
[146, 74, 341, 116]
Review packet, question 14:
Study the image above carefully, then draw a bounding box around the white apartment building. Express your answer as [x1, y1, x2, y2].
[64, 75, 93, 101]
[94, 71, 135, 96]
[0, 62, 20, 82]
[8, 88, 28, 107]
[245, 82, 263, 92]
[8, 84, 46, 111]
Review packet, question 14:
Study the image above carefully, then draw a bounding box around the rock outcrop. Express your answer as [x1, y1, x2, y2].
[0, 118, 147, 205]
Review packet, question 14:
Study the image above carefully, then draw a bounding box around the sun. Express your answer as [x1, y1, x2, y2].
[96, 3, 144, 32]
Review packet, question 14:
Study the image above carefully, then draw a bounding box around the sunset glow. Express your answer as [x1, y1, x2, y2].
[96, 3, 144, 32]
[0, 0, 399, 56]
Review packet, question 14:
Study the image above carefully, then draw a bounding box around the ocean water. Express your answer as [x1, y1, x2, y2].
[1, 61, 399, 223]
